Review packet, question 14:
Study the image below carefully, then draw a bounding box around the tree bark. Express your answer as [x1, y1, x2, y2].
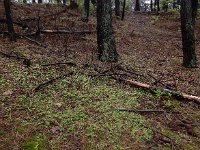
[180, 0, 198, 68]
[63, 0, 66, 5]
[96, 0, 118, 62]
[156, 0, 160, 12]
[121, 0, 126, 20]
[81, 0, 90, 22]
[134, 0, 140, 11]
[38, 0, 42, 3]
[150, 0, 153, 12]
[4, 0, 16, 41]
[70, 0, 78, 8]
[115, 0, 120, 17]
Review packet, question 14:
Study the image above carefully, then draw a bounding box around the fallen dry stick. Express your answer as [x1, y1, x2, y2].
[41, 30, 96, 34]
[113, 77, 200, 104]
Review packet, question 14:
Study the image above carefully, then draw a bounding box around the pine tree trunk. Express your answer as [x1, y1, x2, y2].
[81, 0, 90, 22]
[4, 0, 16, 41]
[96, 0, 118, 62]
[63, 0, 66, 5]
[121, 0, 126, 20]
[156, 0, 160, 12]
[150, 0, 153, 12]
[115, 0, 120, 17]
[134, 0, 140, 11]
[180, 0, 198, 68]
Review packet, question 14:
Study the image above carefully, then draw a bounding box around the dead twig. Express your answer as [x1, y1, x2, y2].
[40, 29, 96, 34]
[41, 62, 77, 67]
[22, 36, 46, 47]
[116, 108, 167, 114]
[34, 72, 74, 92]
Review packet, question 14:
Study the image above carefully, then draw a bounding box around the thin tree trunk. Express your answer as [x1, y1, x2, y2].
[150, 0, 153, 12]
[81, 0, 90, 22]
[134, 0, 140, 11]
[63, 0, 66, 5]
[156, 0, 160, 12]
[96, 0, 118, 62]
[121, 0, 126, 20]
[180, 0, 198, 68]
[115, 0, 120, 17]
[4, 0, 16, 41]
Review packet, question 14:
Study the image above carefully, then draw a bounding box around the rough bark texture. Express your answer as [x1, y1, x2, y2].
[180, 0, 198, 68]
[134, 0, 140, 11]
[4, 0, 16, 41]
[81, 0, 90, 22]
[115, 0, 120, 16]
[96, 0, 118, 62]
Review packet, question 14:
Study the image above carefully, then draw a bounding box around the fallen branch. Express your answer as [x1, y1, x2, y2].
[0, 51, 24, 60]
[41, 62, 77, 67]
[34, 72, 74, 92]
[22, 36, 46, 47]
[117, 108, 167, 114]
[40, 29, 96, 34]
[0, 19, 29, 29]
[0, 51, 31, 67]
[113, 77, 200, 104]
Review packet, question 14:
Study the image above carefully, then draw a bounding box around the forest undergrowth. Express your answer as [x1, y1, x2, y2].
[0, 3, 200, 150]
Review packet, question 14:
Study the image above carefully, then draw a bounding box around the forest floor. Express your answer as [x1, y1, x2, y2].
[0, 3, 200, 150]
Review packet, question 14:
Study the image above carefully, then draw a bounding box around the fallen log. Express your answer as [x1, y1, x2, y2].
[113, 77, 200, 104]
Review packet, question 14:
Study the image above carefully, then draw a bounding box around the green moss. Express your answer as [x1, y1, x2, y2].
[21, 134, 48, 150]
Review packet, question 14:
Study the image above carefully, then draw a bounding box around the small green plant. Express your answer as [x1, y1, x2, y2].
[21, 134, 48, 150]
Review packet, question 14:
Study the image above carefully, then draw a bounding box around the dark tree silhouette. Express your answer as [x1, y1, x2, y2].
[4, 0, 16, 41]
[115, 0, 120, 17]
[82, 0, 90, 22]
[96, 0, 118, 62]
[180, 0, 198, 68]
[121, 0, 126, 20]
[150, 0, 153, 12]
[135, 0, 140, 11]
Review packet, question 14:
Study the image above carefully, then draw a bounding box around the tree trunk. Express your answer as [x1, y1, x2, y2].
[156, 0, 160, 12]
[154, 0, 156, 11]
[134, 0, 140, 11]
[81, 0, 90, 22]
[150, 0, 153, 12]
[63, 0, 66, 5]
[180, 0, 198, 68]
[121, 0, 126, 20]
[4, 0, 16, 41]
[70, 0, 78, 8]
[96, 0, 118, 62]
[38, 0, 42, 3]
[115, 0, 120, 17]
